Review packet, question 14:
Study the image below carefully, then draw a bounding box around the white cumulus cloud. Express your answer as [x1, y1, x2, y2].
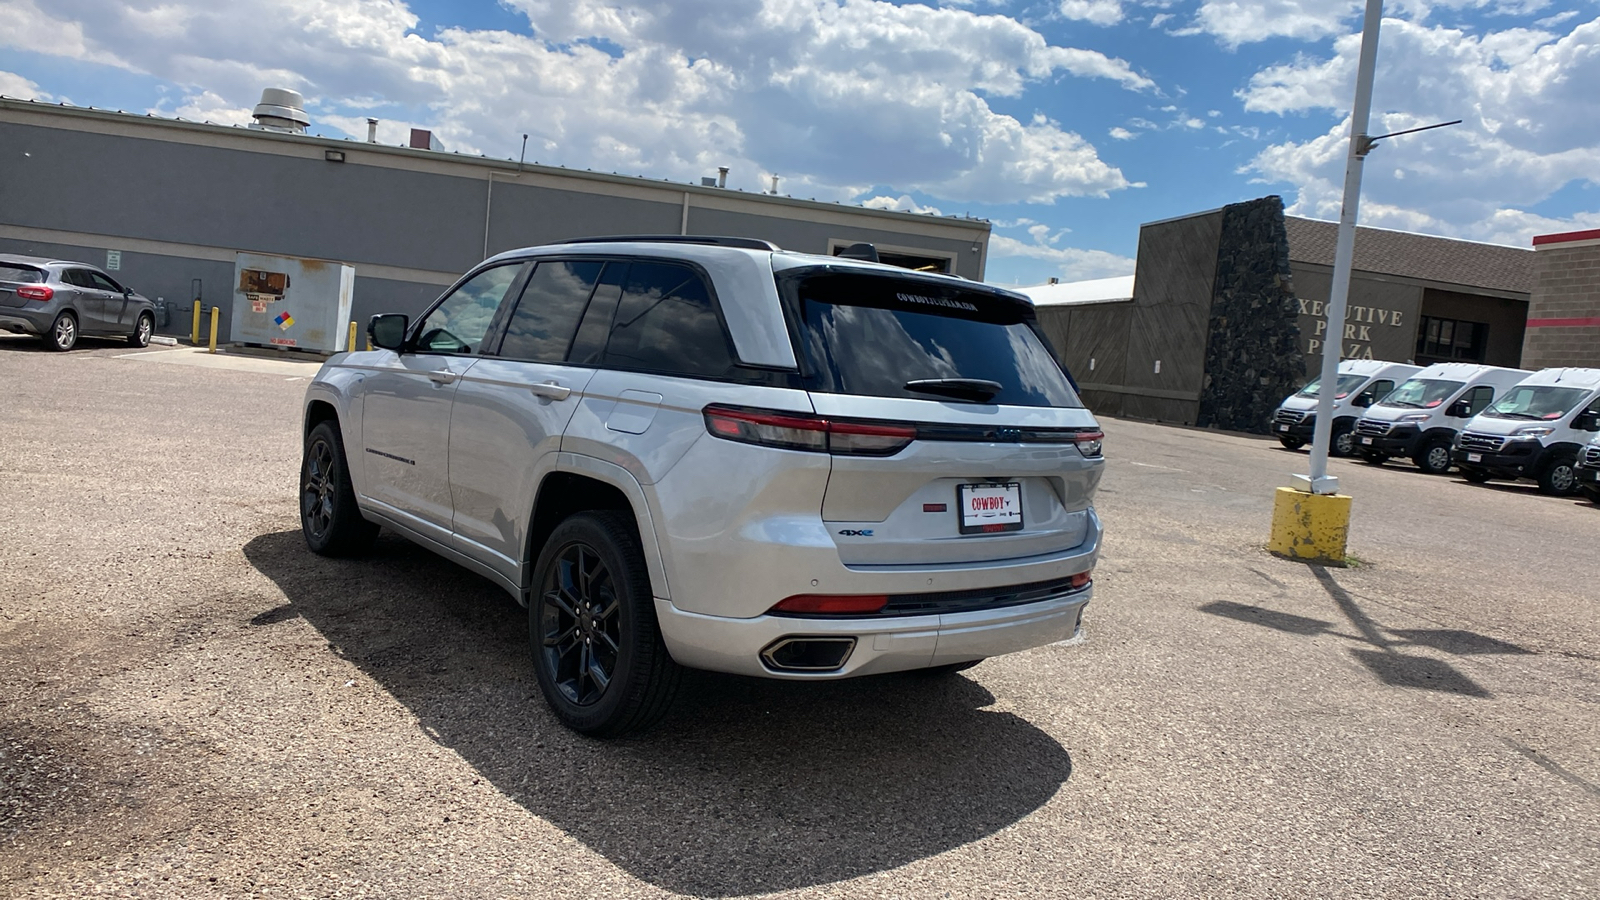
[988, 233, 1136, 280]
[1059, 0, 1125, 26]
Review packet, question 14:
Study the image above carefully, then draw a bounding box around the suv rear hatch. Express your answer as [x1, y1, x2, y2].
[777, 265, 1102, 566]
[0, 264, 45, 308]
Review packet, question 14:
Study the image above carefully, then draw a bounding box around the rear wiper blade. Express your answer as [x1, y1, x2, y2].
[904, 378, 1003, 403]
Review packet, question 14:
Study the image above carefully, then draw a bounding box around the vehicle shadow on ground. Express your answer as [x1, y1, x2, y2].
[242, 529, 1074, 897]
[1203, 566, 1532, 698]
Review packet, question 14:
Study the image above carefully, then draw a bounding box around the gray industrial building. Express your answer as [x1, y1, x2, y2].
[1029, 196, 1535, 433]
[0, 94, 991, 342]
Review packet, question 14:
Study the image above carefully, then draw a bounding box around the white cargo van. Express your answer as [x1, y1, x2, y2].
[1270, 359, 1421, 455]
[1353, 362, 1532, 474]
[1453, 368, 1600, 495]
[1575, 433, 1600, 505]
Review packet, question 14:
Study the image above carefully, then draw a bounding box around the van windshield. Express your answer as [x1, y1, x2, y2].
[1482, 385, 1590, 420]
[779, 268, 1082, 408]
[1378, 378, 1464, 409]
[1297, 374, 1368, 398]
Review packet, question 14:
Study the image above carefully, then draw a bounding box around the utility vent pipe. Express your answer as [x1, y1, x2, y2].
[366, 118, 378, 142]
[769, 174, 780, 194]
[717, 166, 729, 188]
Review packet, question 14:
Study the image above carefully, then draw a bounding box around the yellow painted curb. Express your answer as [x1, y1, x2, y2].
[1268, 486, 1352, 565]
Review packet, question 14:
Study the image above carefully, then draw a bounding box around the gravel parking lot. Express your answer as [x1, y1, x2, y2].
[2, 337, 1597, 899]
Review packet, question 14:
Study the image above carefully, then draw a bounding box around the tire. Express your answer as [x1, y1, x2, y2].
[128, 312, 154, 347]
[1460, 468, 1492, 484]
[530, 511, 681, 738]
[1330, 421, 1357, 458]
[46, 312, 77, 351]
[299, 420, 379, 557]
[1537, 455, 1579, 497]
[1361, 451, 1389, 466]
[1413, 438, 1453, 475]
[1580, 486, 1600, 505]
[1277, 437, 1305, 451]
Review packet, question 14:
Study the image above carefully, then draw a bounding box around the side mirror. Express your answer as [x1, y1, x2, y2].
[368, 313, 408, 351]
[1577, 412, 1600, 432]
[1352, 392, 1374, 408]
[1447, 400, 1472, 418]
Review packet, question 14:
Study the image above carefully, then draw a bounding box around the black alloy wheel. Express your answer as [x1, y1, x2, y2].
[1538, 456, 1579, 496]
[530, 511, 680, 737]
[300, 421, 379, 556]
[540, 543, 623, 708]
[1331, 422, 1357, 457]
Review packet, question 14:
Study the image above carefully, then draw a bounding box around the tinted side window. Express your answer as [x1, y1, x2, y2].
[88, 272, 123, 292]
[415, 264, 525, 355]
[499, 260, 603, 363]
[1369, 379, 1395, 400]
[601, 262, 733, 377]
[569, 263, 625, 366]
[1464, 385, 1494, 416]
[62, 269, 92, 288]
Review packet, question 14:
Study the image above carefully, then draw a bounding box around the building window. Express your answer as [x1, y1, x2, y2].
[1416, 316, 1486, 363]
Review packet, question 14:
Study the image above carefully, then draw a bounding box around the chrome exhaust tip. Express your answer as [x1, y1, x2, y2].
[760, 636, 857, 672]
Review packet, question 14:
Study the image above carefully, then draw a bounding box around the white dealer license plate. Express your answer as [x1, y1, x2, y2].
[1361, 436, 1374, 445]
[958, 482, 1023, 534]
[1467, 453, 1482, 462]
[1278, 425, 1290, 432]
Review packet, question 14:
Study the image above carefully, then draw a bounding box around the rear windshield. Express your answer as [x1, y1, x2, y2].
[0, 265, 43, 283]
[1482, 385, 1590, 420]
[779, 269, 1081, 408]
[1378, 378, 1464, 409]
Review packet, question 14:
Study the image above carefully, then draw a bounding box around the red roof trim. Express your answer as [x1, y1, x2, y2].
[1532, 228, 1600, 246]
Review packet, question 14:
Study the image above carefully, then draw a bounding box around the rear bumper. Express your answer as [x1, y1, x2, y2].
[655, 585, 1090, 679]
[1453, 441, 1545, 479]
[0, 310, 49, 335]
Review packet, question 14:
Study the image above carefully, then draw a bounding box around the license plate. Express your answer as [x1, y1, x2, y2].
[1278, 425, 1289, 432]
[1467, 453, 1482, 462]
[1361, 437, 1373, 445]
[958, 482, 1022, 534]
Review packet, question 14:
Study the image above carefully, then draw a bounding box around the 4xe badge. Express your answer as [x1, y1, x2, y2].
[837, 529, 874, 537]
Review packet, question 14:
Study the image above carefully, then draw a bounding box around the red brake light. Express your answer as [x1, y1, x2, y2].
[703, 405, 915, 456]
[770, 594, 890, 615]
[16, 285, 53, 302]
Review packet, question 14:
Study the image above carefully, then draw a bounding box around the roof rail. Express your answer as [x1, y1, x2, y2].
[558, 235, 782, 251]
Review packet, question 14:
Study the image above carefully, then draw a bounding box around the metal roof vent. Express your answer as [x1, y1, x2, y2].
[249, 88, 309, 134]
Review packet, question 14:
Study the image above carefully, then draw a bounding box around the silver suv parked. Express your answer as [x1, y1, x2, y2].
[299, 237, 1104, 736]
[0, 254, 156, 350]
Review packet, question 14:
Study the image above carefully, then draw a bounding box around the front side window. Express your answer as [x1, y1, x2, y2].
[1297, 374, 1368, 398]
[88, 272, 124, 293]
[499, 260, 604, 363]
[782, 269, 1081, 408]
[1378, 378, 1465, 410]
[1483, 385, 1590, 421]
[1461, 385, 1494, 417]
[601, 262, 734, 377]
[415, 264, 525, 355]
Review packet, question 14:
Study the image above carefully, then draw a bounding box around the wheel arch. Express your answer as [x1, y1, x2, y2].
[524, 454, 671, 606]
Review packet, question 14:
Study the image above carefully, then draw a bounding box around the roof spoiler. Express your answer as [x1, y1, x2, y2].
[557, 235, 781, 251]
[834, 242, 880, 263]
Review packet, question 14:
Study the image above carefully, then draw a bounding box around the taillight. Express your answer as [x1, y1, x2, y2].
[1069, 571, 1092, 590]
[16, 285, 53, 302]
[769, 594, 889, 615]
[703, 405, 915, 457]
[1071, 431, 1104, 458]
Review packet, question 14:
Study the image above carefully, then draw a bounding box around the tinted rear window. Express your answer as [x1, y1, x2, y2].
[601, 262, 735, 378]
[780, 270, 1081, 408]
[0, 265, 43, 283]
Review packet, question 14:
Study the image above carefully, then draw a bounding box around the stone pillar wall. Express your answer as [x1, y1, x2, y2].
[1522, 230, 1600, 368]
[1196, 196, 1306, 432]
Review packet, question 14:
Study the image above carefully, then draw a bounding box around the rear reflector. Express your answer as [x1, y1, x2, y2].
[1070, 571, 1092, 589]
[769, 594, 889, 615]
[16, 285, 53, 302]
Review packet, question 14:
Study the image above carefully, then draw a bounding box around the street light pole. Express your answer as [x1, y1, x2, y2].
[1297, 0, 1385, 497]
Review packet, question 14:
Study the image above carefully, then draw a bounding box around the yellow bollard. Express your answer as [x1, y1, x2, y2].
[191, 301, 201, 345]
[347, 320, 357, 352]
[208, 306, 220, 354]
[1268, 487, 1352, 565]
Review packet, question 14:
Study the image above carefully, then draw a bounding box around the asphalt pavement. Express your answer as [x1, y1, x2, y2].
[2, 335, 1596, 899]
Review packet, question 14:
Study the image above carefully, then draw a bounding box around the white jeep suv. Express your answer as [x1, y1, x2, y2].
[299, 237, 1104, 736]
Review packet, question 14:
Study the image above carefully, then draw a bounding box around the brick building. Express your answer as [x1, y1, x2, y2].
[1522, 229, 1600, 368]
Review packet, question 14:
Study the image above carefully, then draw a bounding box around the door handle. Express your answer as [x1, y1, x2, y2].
[527, 381, 572, 401]
[427, 370, 458, 385]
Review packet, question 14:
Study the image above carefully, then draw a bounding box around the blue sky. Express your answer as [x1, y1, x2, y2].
[3, 0, 1598, 286]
